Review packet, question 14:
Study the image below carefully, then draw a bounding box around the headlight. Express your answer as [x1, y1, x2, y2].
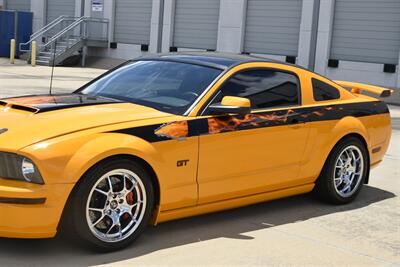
[0, 152, 44, 184]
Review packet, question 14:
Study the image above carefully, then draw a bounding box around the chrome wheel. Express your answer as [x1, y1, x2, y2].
[333, 145, 364, 198]
[85, 169, 147, 243]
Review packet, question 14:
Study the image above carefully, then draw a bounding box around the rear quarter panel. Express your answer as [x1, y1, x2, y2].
[297, 70, 391, 183]
[359, 111, 391, 166]
[300, 113, 369, 184]
[298, 100, 390, 184]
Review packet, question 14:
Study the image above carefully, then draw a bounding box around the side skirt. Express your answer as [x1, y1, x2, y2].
[155, 183, 315, 224]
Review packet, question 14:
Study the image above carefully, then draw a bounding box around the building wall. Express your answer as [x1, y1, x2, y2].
[11, 0, 400, 89]
[315, 0, 400, 89]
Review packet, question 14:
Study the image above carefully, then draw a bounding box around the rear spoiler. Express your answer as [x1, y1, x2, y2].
[334, 80, 393, 98]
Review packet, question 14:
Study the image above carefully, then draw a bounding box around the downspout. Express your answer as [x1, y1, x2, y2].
[157, 0, 164, 53]
[309, 0, 321, 71]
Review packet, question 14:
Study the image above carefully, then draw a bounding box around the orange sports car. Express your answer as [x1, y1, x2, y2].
[0, 53, 392, 251]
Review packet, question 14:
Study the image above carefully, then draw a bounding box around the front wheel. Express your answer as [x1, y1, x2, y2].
[68, 159, 155, 251]
[314, 137, 369, 204]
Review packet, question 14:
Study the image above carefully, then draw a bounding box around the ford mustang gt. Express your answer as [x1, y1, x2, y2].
[0, 53, 392, 251]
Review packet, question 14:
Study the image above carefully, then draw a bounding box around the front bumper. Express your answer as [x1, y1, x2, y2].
[0, 179, 74, 238]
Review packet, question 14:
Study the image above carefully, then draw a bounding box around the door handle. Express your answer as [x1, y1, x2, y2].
[287, 117, 305, 125]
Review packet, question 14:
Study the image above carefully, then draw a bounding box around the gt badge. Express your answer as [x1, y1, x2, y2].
[177, 160, 189, 167]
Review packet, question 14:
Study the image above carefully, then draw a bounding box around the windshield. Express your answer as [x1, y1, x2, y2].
[77, 60, 222, 115]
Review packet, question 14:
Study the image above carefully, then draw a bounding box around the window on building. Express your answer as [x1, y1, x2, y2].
[312, 78, 340, 101]
[208, 69, 300, 111]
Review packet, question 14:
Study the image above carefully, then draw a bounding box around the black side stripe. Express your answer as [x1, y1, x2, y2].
[110, 101, 389, 142]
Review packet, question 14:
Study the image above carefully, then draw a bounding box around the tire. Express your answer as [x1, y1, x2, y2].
[314, 137, 369, 205]
[67, 158, 155, 251]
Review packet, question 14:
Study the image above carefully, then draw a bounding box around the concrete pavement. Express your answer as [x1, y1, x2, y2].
[0, 58, 106, 98]
[0, 58, 399, 266]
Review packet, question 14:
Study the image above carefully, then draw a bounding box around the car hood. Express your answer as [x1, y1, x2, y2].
[0, 94, 173, 150]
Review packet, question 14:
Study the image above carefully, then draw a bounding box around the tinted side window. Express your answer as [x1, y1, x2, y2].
[312, 78, 340, 101]
[209, 69, 299, 110]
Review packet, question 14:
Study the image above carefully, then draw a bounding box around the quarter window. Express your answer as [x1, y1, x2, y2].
[312, 78, 340, 101]
[208, 69, 300, 110]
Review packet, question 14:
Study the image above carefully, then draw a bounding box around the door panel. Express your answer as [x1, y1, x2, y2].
[198, 111, 309, 204]
[330, 0, 400, 64]
[46, 0, 75, 23]
[6, 0, 30, 11]
[114, 0, 152, 45]
[173, 0, 220, 50]
[244, 0, 302, 56]
[197, 67, 310, 204]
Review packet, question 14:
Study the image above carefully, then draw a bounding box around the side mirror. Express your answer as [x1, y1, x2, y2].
[208, 96, 251, 115]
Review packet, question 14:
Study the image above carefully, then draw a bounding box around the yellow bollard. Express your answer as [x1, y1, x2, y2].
[31, 41, 37, 67]
[10, 39, 16, 64]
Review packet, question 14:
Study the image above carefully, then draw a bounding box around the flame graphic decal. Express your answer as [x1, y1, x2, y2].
[155, 121, 189, 140]
[207, 110, 295, 134]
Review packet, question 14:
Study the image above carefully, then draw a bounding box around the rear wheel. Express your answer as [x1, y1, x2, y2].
[68, 159, 154, 251]
[314, 137, 368, 204]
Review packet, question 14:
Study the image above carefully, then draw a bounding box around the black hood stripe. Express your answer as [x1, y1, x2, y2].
[2, 94, 123, 113]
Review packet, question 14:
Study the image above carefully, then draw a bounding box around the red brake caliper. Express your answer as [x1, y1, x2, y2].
[126, 192, 134, 205]
[123, 192, 134, 220]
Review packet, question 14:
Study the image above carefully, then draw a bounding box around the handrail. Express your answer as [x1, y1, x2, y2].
[20, 16, 109, 64]
[36, 17, 109, 62]
[42, 17, 109, 49]
[44, 17, 85, 47]
[31, 16, 72, 40]
[19, 15, 79, 52]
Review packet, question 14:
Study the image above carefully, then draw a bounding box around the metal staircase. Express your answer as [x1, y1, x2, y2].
[20, 16, 109, 66]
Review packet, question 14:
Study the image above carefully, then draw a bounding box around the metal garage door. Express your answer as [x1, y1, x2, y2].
[330, 0, 400, 65]
[46, 0, 75, 23]
[173, 0, 220, 50]
[6, 0, 30, 11]
[114, 0, 152, 45]
[244, 0, 302, 56]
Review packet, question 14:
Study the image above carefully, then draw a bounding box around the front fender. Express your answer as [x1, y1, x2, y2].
[21, 133, 163, 185]
[63, 133, 163, 184]
[22, 128, 199, 210]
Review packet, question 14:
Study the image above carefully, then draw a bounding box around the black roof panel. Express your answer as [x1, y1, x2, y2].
[162, 54, 238, 68]
[139, 52, 284, 69]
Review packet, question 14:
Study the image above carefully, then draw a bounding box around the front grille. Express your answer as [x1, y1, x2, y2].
[0, 153, 22, 179]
